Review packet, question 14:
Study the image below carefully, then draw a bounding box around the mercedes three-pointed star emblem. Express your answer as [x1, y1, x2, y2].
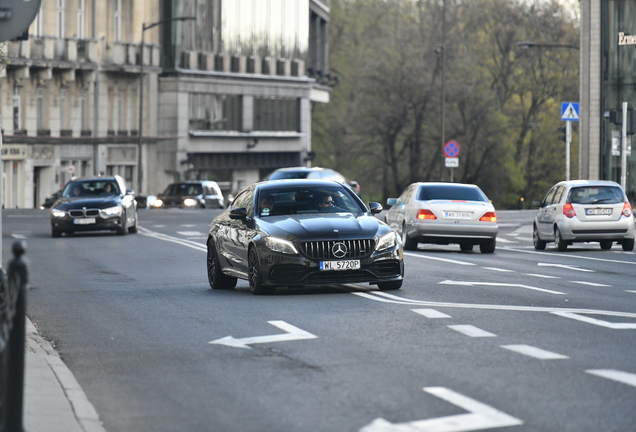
[332, 242, 348, 259]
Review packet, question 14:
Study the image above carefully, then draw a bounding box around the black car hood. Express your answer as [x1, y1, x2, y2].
[261, 213, 387, 241]
[53, 197, 121, 209]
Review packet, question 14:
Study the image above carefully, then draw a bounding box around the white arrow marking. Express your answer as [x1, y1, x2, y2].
[439, 280, 565, 295]
[360, 387, 523, 432]
[537, 262, 594, 272]
[209, 321, 317, 349]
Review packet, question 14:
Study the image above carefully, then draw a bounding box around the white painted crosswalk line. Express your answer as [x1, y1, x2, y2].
[412, 308, 452, 319]
[448, 325, 496, 338]
[586, 369, 636, 388]
[500, 344, 568, 359]
[570, 281, 611, 287]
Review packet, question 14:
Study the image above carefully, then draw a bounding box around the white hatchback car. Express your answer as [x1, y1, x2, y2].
[532, 180, 635, 251]
[384, 182, 499, 253]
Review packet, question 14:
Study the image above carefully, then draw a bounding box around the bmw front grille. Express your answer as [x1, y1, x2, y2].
[69, 208, 100, 218]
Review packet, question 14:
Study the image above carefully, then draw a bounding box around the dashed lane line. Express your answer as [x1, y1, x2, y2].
[586, 370, 636, 388]
[448, 325, 496, 338]
[412, 308, 452, 319]
[500, 344, 569, 360]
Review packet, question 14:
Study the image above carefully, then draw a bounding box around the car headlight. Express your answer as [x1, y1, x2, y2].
[50, 208, 66, 218]
[152, 199, 164, 208]
[183, 198, 198, 207]
[375, 231, 400, 251]
[264, 237, 299, 255]
[102, 206, 123, 217]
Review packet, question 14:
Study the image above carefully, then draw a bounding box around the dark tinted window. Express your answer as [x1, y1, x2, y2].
[62, 180, 120, 198]
[267, 171, 310, 180]
[256, 185, 365, 216]
[568, 186, 624, 204]
[164, 183, 203, 196]
[417, 185, 488, 202]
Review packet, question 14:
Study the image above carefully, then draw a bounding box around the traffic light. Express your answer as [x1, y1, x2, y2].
[609, 110, 621, 125]
[558, 126, 566, 142]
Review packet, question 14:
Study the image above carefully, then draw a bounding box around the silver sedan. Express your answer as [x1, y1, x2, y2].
[532, 180, 635, 251]
[384, 182, 499, 253]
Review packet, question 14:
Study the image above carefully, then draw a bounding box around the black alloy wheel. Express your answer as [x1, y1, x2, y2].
[401, 222, 418, 251]
[116, 210, 127, 235]
[600, 240, 613, 250]
[248, 247, 274, 295]
[206, 238, 237, 289]
[622, 238, 635, 251]
[533, 225, 547, 250]
[128, 210, 139, 234]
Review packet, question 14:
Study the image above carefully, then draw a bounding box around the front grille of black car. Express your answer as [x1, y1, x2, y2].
[69, 208, 100, 218]
[300, 239, 375, 260]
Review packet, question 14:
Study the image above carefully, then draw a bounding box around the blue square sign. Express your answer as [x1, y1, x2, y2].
[561, 102, 580, 121]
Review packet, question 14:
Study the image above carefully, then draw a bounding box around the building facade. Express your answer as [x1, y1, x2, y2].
[0, 0, 330, 208]
[580, 0, 636, 198]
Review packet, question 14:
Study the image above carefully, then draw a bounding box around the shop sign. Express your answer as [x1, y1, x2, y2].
[1, 144, 27, 160]
[618, 32, 636, 46]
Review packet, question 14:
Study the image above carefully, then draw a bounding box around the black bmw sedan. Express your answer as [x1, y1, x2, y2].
[49, 175, 138, 237]
[207, 179, 404, 295]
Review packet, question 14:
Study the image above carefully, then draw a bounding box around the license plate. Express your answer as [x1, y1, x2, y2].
[73, 218, 96, 225]
[320, 260, 360, 271]
[444, 211, 472, 219]
[585, 208, 612, 215]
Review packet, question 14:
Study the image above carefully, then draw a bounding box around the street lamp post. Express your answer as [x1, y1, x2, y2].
[138, 16, 195, 196]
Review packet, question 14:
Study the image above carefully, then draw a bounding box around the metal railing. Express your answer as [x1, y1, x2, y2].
[0, 241, 29, 432]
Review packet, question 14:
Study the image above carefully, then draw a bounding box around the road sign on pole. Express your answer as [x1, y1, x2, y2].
[561, 102, 580, 121]
[444, 141, 460, 157]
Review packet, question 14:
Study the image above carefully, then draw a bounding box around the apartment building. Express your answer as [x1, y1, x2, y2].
[1, 0, 162, 208]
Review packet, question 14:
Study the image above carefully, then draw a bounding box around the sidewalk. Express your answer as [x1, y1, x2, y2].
[24, 317, 106, 432]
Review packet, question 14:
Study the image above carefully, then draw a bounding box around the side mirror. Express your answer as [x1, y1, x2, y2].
[386, 198, 398, 206]
[229, 207, 248, 220]
[368, 202, 383, 214]
[531, 200, 542, 208]
[126, 189, 135, 196]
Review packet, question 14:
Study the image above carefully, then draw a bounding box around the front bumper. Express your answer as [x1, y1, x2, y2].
[51, 215, 123, 232]
[258, 245, 404, 287]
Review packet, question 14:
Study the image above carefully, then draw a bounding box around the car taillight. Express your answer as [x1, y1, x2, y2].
[622, 202, 632, 217]
[417, 209, 437, 220]
[479, 211, 497, 222]
[563, 203, 576, 218]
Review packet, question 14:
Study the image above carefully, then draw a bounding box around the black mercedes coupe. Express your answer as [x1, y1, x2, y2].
[206, 179, 404, 295]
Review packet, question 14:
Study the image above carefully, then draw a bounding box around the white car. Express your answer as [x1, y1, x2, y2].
[532, 180, 635, 251]
[384, 182, 499, 253]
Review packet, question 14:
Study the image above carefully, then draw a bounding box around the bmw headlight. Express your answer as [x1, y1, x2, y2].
[265, 237, 299, 255]
[102, 206, 123, 217]
[183, 198, 198, 207]
[50, 208, 66, 218]
[375, 231, 399, 251]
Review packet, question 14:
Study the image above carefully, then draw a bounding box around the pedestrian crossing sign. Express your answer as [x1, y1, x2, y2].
[561, 102, 580, 121]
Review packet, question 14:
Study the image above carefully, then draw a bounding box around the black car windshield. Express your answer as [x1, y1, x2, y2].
[267, 171, 310, 180]
[568, 186, 624, 204]
[163, 183, 202, 196]
[62, 181, 120, 198]
[257, 186, 365, 217]
[417, 185, 488, 202]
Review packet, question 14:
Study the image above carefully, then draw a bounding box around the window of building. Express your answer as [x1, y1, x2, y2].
[253, 96, 299, 132]
[188, 94, 242, 131]
[80, 89, 89, 131]
[36, 87, 46, 131]
[117, 89, 125, 132]
[60, 88, 67, 130]
[114, 0, 122, 42]
[57, 0, 65, 39]
[77, 0, 86, 39]
[33, 8, 43, 37]
[12, 87, 21, 132]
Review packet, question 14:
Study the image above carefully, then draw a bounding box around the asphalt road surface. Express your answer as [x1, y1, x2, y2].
[3, 208, 636, 432]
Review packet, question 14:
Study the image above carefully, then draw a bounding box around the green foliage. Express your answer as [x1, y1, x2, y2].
[313, 0, 580, 208]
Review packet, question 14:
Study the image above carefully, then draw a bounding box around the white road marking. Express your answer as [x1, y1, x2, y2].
[412, 308, 452, 319]
[626, 290, 636, 294]
[180, 224, 197, 227]
[404, 252, 476, 266]
[496, 237, 517, 243]
[538, 263, 594, 272]
[11, 234, 27, 239]
[439, 280, 565, 295]
[360, 386, 523, 432]
[209, 321, 317, 349]
[448, 325, 496, 338]
[152, 225, 165, 228]
[177, 231, 206, 236]
[500, 345, 568, 360]
[614, 251, 636, 255]
[551, 311, 636, 329]
[139, 227, 207, 252]
[482, 267, 514, 272]
[586, 370, 636, 388]
[504, 247, 636, 266]
[525, 273, 560, 279]
[353, 292, 636, 328]
[569, 281, 611, 287]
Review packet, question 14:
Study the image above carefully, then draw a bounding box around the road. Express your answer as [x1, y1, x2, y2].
[3, 208, 636, 432]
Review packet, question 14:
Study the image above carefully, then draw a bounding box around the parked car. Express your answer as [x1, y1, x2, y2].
[39, 189, 63, 209]
[384, 182, 498, 253]
[206, 179, 403, 294]
[262, 167, 361, 195]
[150, 181, 225, 209]
[531, 180, 635, 251]
[49, 175, 138, 237]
